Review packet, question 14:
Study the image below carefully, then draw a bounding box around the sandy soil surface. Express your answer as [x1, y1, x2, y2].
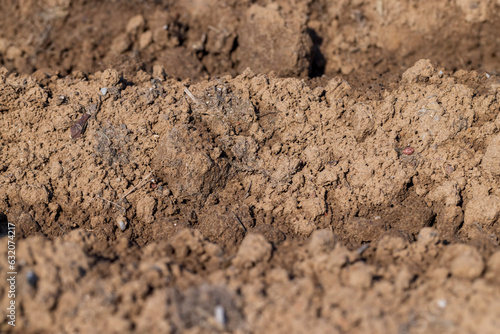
[1, 0, 500, 333]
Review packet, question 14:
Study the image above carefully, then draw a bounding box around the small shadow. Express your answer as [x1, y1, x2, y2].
[306, 28, 326, 78]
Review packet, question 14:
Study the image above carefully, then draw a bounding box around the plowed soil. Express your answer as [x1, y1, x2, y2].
[1, 1, 500, 333]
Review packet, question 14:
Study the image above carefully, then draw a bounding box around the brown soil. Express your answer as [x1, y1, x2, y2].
[1, 0, 500, 333]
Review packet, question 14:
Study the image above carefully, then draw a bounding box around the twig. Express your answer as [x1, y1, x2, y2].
[184, 87, 200, 105]
[343, 173, 352, 191]
[96, 194, 126, 211]
[58, 224, 66, 236]
[473, 222, 484, 233]
[231, 211, 247, 232]
[208, 25, 221, 33]
[356, 243, 370, 255]
[244, 181, 252, 198]
[96, 130, 111, 144]
[118, 172, 153, 203]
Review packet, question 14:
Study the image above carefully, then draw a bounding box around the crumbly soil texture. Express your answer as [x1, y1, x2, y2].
[1, 1, 500, 333]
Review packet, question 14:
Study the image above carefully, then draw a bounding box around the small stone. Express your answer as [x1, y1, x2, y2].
[214, 305, 226, 329]
[116, 215, 128, 231]
[402, 146, 415, 155]
[26, 270, 38, 287]
[445, 164, 454, 174]
[101, 87, 108, 96]
[437, 299, 447, 308]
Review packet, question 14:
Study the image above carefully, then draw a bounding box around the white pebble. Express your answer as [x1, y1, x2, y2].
[214, 305, 226, 328]
[117, 215, 128, 231]
[101, 87, 108, 96]
[437, 299, 447, 308]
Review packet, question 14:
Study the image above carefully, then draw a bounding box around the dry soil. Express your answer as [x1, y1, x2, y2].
[1, 0, 500, 333]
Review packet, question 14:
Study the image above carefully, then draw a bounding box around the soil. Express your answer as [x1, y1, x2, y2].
[1, 0, 500, 333]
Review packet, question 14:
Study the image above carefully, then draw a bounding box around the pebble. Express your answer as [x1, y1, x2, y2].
[402, 146, 415, 155]
[26, 270, 38, 287]
[116, 215, 128, 231]
[214, 305, 226, 328]
[437, 299, 447, 308]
